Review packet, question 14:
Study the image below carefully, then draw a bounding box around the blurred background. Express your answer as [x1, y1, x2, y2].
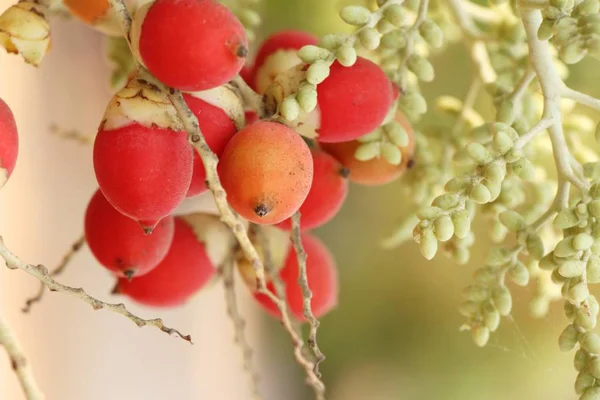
[0, 0, 594, 399]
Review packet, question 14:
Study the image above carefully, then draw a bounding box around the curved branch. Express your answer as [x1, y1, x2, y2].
[562, 86, 600, 112]
[0, 315, 44, 400]
[222, 259, 262, 399]
[0, 237, 192, 343]
[23, 235, 85, 313]
[291, 212, 325, 375]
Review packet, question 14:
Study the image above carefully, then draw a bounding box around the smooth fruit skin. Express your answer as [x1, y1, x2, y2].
[255, 233, 338, 320]
[245, 111, 258, 125]
[93, 123, 193, 230]
[317, 57, 394, 143]
[136, 0, 247, 91]
[219, 121, 313, 225]
[240, 64, 255, 88]
[183, 94, 237, 197]
[0, 98, 18, 187]
[321, 112, 416, 186]
[85, 189, 175, 278]
[115, 217, 216, 307]
[277, 149, 349, 231]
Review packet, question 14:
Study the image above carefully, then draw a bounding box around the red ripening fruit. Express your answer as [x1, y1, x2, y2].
[219, 121, 313, 225]
[252, 30, 318, 93]
[85, 189, 175, 279]
[0, 98, 18, 188]
[93, 123, 193, 231]
[317, 57, 394, 143]
[254, 233, 338, 320]
[321, 112, 416, 186]
[245, 111, 259, 125]
[239, 64, 255, 88]
[114, 217, 216, 307]
[132, 0, 247, 91]
[277, 149, 349, 231]
[183, 93, 237, 197]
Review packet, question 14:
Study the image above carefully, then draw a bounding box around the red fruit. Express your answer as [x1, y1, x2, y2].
[240, 64, 255, 88]
[254, 233, 338, 320]
[183, 93, 238, 197]
[219, 121, 313, 225]
[85, 189, 175, 278]
[114, 217, 216, 307]
[317, 57, 394, 143]
[321, 112, 415, 186]
[0, 98, 18, 188]
[245, 111, 259, 125]
[132, 0, 247, 91]
[94, 77, 193, 231]
[253, 30, 318, 94]
[94, 123, 193, 230]
[277, 149, 349, 231]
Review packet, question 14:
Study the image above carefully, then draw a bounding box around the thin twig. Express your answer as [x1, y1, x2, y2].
[49, 124, 94, 145]
[514, 117, 555, 148]
[23, 235, 86, 313]
[0, 315, 44, 400]
[562, 86, 600, 112]
[290, 212, 326, 376]
[222, 258, 262, 400]
[168, 89, 326, 398]
[106, 1, 327, 396]
[0, 237, 193, 343]
[521, 10, 590, 194]
[230, 75, 266, 118]
[398, 0, 430, 91]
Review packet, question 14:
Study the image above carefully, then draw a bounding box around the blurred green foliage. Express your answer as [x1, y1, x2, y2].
[254, 1, 591, 399]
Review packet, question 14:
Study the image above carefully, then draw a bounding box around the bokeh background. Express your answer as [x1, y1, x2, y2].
[1, 0, 596, 399]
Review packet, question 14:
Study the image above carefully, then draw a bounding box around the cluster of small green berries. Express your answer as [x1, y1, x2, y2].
[353, 104, 411, 166]
[537, 185, 600, 399]
[460, 244, 526, 347]
[279, 0, 405, 122]
[414, 123, 537, 261]
[220, 0, 262, 42]
[484, 22, 543, 133]
[404, 131, 440, 203]
[538, 0, 600, 64]
[281, 0, 441, 167]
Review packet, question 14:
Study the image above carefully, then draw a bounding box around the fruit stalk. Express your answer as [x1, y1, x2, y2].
[106, 0, 327, 396]
[22, 234, 86, 313]
[222, 257, 262, 400]
[0, 314, 44, 400]
[0, 236, 192, 343]
[291, 212, 326, 375]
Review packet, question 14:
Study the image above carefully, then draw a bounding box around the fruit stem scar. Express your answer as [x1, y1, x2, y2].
[254, 204, 272, 217]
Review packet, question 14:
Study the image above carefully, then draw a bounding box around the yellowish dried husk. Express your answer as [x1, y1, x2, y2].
[185, 84, 246, 131]
[256, 50, 304, 94]
[263, 64, 321, 138]
[89, 6, 121, 37]
[0, 1, 51, 67]
[236, 225, 291, 291]
[128, 1, 150, 68]
[179, 212, 237, 268]
[101, 76, 184, 131]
